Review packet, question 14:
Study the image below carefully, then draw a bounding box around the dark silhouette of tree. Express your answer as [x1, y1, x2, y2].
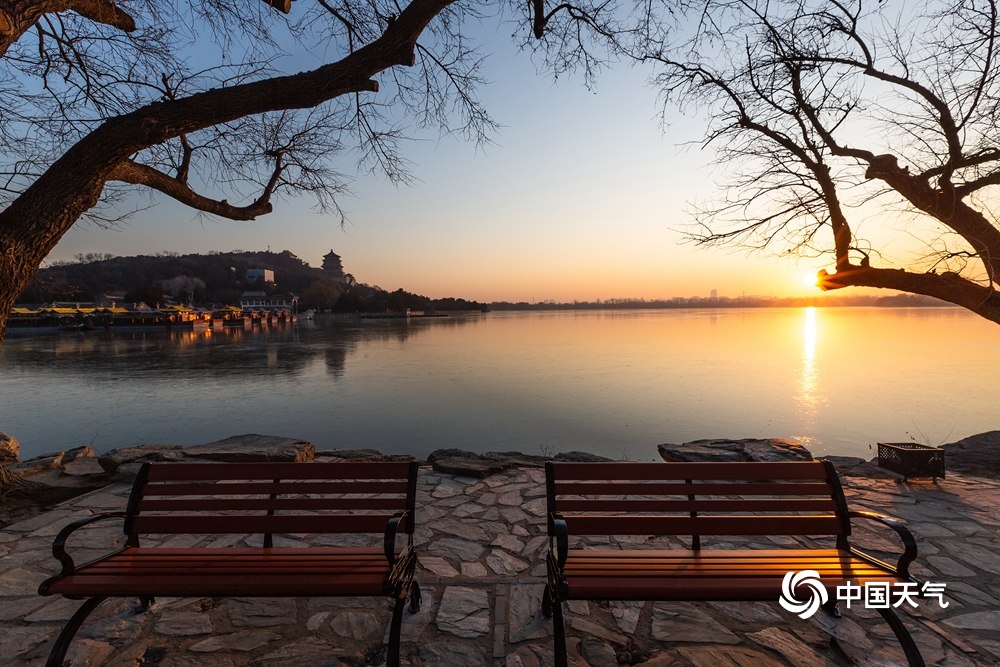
[0, 0, 632, 342]
[303, 279, 344, 311]
[645, 0, 1000, 323]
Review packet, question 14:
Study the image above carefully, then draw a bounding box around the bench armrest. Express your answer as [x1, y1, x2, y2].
[549, 513, 568, 569]
[47, 511, 128, 580]
[848, 510, 918, 579]
[384, 511, 413, 566]
[387, 545, 417, 597]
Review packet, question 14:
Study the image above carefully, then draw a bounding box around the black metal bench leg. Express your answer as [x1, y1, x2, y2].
[542, 584, 553, 618]
[877, 607, 925, 667]
[386, 596, 406, 667]
[552, 596, 567, 667]
[408, 581, 421, 613]
[46, 596, 107, 667]
[137, 596, 155, 613]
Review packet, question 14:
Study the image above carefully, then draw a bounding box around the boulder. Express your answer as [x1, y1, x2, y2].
[657, 440, 743, 462]
[426, 448, 614, 477]
[942, 431, 1000, 478]
[98, 435, 316, 474]
[8, 446, 96, 477]
[181, 434, 315, 463]
[822, 456, 897, 479]
[98, 445, 187, 474]
[314, 448, 414, 462]
[740, 439, 813, 462]
[62, 455, 108, 477]
[0, 432, 20, 463]
[6, 453, 65, 477]
[315, 448, 391, 461]
[553, 451, 614, 462]
[658, 438, 813, 463]
[427, 449, 519, 477]
[18, 468, 110, 505]
[431, 455, 514, 478]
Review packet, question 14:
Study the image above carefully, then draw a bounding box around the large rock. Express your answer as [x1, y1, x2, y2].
[18, 468, 110, 504]
[427, 448, 613, 477]
[98, 445, 187, 474]
[315, 448, 397, 461]
[942, 431, 1000, 478]
[182, 434, 315, 462]
[98, 435, 315, 474]
[0, 432, 19, 463]
[8, 446, 97, 477]
[553, 451, 614, 462]
[823, 455, 897, 479]
[658, 438, 813, 463]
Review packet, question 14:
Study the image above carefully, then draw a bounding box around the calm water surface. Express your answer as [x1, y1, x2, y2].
[1, 308, 997, 461]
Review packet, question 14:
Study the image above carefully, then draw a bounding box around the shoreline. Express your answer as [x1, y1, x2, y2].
[3, 432, 998, 530]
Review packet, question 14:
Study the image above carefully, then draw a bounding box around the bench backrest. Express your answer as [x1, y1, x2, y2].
[123, 461, 418, 545]
[546, 460, 851, 548]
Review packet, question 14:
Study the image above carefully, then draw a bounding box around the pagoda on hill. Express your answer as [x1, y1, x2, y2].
[322, 250, 346, 284]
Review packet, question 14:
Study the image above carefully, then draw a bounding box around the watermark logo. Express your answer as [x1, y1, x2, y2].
[780, 570, 950, 619]
[779, 569, 829, 619]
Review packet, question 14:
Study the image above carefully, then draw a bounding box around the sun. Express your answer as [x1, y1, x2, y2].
[801, 271, 820, 289]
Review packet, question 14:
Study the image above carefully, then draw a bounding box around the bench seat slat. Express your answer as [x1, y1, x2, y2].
[553, 482, 833, 496]
[44, 548, 393, 597]
[555, 498, 838, 512]
[141, 480, 410, 496]
[562, 514, 844, 536]
[560, 548, 903, 600]
[143, 461, 415, 482]
[130, 514, 397, 535]
[137, 497, 406, 512]
[550, 461, 831, 481]
[563, 551, 888, 574]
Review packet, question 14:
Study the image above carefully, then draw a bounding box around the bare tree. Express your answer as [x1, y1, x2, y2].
[645, 0, 1000, 323]
[0, 0, 646, 342]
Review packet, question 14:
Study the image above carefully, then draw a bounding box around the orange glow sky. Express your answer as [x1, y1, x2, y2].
[47, 29, 872, 304]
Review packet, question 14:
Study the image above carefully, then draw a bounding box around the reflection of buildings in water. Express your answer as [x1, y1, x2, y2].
[325, 345, 349, 378]
[3, 313, 484, 380]
[51, 336, 99, 356]
[321, 314, 482, 376]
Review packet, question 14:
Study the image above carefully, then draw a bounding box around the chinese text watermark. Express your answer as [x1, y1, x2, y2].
[779, 570, 949, 620]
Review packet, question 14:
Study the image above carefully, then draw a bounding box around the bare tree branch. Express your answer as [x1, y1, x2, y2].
[644, 0, 1000, 323]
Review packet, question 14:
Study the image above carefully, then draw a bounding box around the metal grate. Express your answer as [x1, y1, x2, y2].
[877, 442, 946, 480]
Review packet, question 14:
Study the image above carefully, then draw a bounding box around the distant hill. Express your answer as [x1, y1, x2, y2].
[19, 250, 485, 313]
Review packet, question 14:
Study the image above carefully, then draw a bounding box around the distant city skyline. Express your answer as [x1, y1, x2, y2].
[45, 23, 887, 305]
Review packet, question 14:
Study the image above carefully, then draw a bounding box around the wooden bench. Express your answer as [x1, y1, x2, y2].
[38, 460, 420, 667]
[543, 460, 925, 666]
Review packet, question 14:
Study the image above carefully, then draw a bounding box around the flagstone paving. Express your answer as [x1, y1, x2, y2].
[2, 465, 1000, 666]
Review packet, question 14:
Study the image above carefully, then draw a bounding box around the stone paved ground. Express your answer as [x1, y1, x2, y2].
[2, 465, 1000, 666]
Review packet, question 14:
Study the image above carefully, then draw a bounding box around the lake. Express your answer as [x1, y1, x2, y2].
[1, 307, 997, 462]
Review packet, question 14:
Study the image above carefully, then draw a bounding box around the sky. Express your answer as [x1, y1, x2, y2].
[46, 14, 836, 304]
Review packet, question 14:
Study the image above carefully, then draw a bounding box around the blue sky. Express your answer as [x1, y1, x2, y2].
[48, 13, 826, 303]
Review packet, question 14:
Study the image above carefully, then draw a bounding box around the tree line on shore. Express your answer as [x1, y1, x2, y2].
[20, 250, 954, 315]
[19, 250, 485, 314]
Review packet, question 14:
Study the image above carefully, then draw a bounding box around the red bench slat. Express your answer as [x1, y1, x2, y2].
[562, 514, 845, 536]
